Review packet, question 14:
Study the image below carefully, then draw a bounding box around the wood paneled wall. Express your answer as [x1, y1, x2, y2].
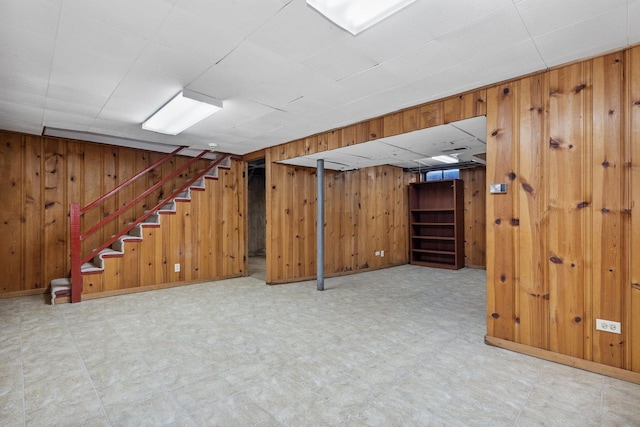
[461, 167, 486, 268]
[265, 91, 487, 284]
[264, 44, 640, 377]
[0, 131, 245, 297]
[486, 46, 639, 374]
[265, 161, 415, 284]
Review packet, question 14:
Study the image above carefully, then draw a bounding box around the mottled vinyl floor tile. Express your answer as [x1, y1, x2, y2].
[1, 264, 639, 426]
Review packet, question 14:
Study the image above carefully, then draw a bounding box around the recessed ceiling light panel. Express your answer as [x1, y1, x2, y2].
[142, 90, 223, 135]
[431, 155, 459, 164]
[307, 0, 416, 35]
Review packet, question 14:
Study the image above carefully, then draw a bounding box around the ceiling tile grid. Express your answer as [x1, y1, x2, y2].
[0, 0, 636, 156]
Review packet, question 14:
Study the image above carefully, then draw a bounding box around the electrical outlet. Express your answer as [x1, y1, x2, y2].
[174, 263, 180, 273]
[596, 319, 621, 334]
[380, 250, 385, 257]
[375, 251, 380, 256]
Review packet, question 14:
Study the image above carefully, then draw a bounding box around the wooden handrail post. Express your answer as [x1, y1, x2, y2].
[70, 203, 83, 303]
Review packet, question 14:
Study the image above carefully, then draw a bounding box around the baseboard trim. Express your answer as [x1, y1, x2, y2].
[485, 335, 640, 385]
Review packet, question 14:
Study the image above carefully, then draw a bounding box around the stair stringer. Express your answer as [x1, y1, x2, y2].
[50, 158, 232, 304]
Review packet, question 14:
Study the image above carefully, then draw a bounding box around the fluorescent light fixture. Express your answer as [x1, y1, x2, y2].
[431, 155, 459, 164]
[307, 0, 416, 35]
[142, 89, 222, 135]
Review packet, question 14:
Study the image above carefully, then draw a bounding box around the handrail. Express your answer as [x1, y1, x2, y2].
[81, 150, 209, 240]
[69, 146, 228, 303]
[81, 146, 186, 214]
[80, 154, 229, 265]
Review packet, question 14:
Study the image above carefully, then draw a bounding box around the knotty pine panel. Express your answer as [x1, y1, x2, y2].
[591, 52, 626, 368]
[547, 62, 591, 359]
[0, 131, 240, 297]
[460, 167, 487, 269]
[630, 46, 640, 373]
[486, 83, 518, 341]
[0, 133, 24, 293]
[24, 136, 43, 291]
[515, 74, 549, 349]
[43, 137, 68, 283]
[265, 160, 415, 284]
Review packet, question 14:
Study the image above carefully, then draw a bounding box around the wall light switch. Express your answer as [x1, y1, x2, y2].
[174, 263, 180, 272]
[489, 183, 508, 194]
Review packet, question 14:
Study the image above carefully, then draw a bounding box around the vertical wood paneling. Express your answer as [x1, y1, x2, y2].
[547, 62, 591, 359]
[461, 167, 487, 269]
[629, 46, 640, 373]
[43, 138, 67, 282]
[0, 133, 24, 292]
[591, 53, 625, 367]
[486, 83, 517, 341]
[24, 136, 42, 290]
[0, 131, 241, 297]
[81, 143, 103, 257]
[516, 75, 549, 349]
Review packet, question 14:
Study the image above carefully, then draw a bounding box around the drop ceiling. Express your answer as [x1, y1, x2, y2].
[0, 0, 637, 156]
[279, 116, 486, 171]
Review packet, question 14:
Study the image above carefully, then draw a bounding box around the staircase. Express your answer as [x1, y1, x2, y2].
[50, 151, 231, 304]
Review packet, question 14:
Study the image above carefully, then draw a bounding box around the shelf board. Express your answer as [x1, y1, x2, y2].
[411, 222, 455, 226]
[411, 236, 455, 241]
[410, 208, 454, 212]
[411, 249, 456, 255]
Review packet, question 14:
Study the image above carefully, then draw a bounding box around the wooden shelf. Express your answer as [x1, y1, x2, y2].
[408, 179, 464, 270]
[411, 236, 456, 241]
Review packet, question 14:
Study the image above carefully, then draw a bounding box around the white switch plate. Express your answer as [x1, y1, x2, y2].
[489, 183, 508, 194]
[174, 263, 180, 272]
[380, 250, 384, 257]
[596, 318, 621, 334]
[375, 251, 380, 256]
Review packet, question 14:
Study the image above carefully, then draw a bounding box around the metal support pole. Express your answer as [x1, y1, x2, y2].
[317, 159, 325, 291]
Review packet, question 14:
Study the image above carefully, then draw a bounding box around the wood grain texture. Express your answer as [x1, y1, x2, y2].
[630, 46, 640, 373]
[516, 75, 549, 349]
[486, 83, 517, 341]
[461, 167, 486, 269]
[547, 62, 590, 359]
[591, 53, 625, 368]
[0, 131, 241, 297]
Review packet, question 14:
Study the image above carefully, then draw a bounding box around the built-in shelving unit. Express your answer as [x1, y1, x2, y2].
[409, 179, 464, 269]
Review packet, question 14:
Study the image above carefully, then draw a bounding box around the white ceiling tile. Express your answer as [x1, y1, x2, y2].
[0, 0, 632, 156]
[134, 44, 217, 84]
[154, 8, 243, 63]
[516, 0, 627, 37]
[630, 0, 640, 44]
[109, 66, 185, 109]
[380, 41, 462, 83]
[44, 98, 103, 117]
[0, 100, 44, 123]
[0, 26, 55, 65]
[98, 97, 150, 124]
[534, 6, 628, 67]
[303, 43, 378, 81]
[339, 65, 405, 97]
[438, 5, 530, 62]
[463, 39, 546, 83]
[51, 43, 130, 80]
[57, 5, 148, 61]
[0, 54, 50, 94]
[0, 118, 43, 135]
[342, 2, 435, 63]
[408, 0, 512, 39]
[64, 0, 173, 38]
[248, 0, 349, 62]
[0, 0, 61, 37]
[172, 0, 285, 38]
[43, 110, 94, 131]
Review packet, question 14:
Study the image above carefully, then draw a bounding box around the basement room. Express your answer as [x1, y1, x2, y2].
[0, 0, 639, 425]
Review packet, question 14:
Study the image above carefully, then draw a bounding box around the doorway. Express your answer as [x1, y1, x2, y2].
[247, 158, 266, 280]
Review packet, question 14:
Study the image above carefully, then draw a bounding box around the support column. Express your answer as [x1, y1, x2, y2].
[317, 159, 324, 291]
